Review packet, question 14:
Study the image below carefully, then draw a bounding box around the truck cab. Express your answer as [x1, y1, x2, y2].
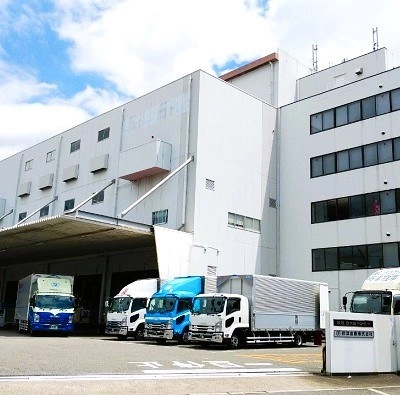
[344, 268, 400, 315]
[105, 278, 159, 340]
[144, 276, 204, 344]
[189, 293, 249, 348]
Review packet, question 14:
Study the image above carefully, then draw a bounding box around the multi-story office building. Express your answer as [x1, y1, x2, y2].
[0, 46, 396, 327]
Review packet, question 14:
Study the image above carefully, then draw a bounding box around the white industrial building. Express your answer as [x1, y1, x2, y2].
[0, 46, 397, 329]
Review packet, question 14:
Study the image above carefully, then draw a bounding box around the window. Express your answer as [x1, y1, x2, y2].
[310, 157, 323, 177]
[348, 101, 361, 123]
[349, 195, 365, 218]
[313, 242, 400, 272]
[337, 197, 349, 220]
[323, 153, 336, 175]
[152, 209, 168, 225]
[394, 137, 400, 160]
[376, 92, 391, 115]
[380, 190, 396, 214]
[363, 143, 378, 166]
[336, 150, 349, 172]
[361, 96, 376, 119]
[335, 105, 348, 127]
[310, 113, 322, 134]
[391, 88, 400, 111]
[311, 201, 327, 224]
[365, 192, 380, 216]
[349, 147, 363, 169]
[322, 109, 334, 130]
[92, 190, 104, 204]
[39, 205, 49, 218]
[70, 139, 81, 153]
[378, 140, 393, 163]
[18, 212, 27, 221]
[64, 198, 75, 211]
[24, 159, 33, 171]
[98, 127, 110, 142]
[46, 150, 56, 162]
[228, 212, 260, 232]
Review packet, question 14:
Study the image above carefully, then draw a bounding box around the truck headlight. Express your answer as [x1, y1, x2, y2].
[215, 320, 222, 331]
[34, 313, 40, 323]
[121, 317, 127, 325]
[166, 320, 173, 329]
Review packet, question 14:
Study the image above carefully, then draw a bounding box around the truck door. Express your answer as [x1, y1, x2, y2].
[225, 298, 241, 327]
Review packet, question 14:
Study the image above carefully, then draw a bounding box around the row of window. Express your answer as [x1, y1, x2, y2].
[312, 242, 400, 272]
[311, 137, 400, 178]
[311, 189, 400, 223]
[310, 87, 400, 134]
[24, 127, 110, 171]
[17, 191, 105, 221]
[228, 212, 261, 233]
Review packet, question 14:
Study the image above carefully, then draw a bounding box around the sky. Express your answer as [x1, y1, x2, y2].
[1, 0, 400, 160]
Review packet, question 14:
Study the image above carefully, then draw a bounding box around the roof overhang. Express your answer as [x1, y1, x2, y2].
[0, 211, 155, 266]
[220, 52, 279, 82]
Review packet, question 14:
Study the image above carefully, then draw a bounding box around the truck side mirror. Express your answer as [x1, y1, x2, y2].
[104, 300, 109, 308]
[342, 296, 347, 310]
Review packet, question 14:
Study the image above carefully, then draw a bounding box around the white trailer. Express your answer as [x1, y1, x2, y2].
[105, 278, 160, 340]
[343, 267, 400, 314]
[189, 274, 329, 348]
[14, 274, 75, 335]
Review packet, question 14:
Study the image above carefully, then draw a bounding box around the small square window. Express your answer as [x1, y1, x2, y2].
[152, 209, 168, 225]
[46, 150, 56, 163]
[98, 127, 110, 142]
[92, 190, 104, 204]
[39, 205, 49, 218]
[70, 139, 81, 153]
[25, 159, 33, 171]
[64, 198, 75, 211]
[18, 212, 27, 221]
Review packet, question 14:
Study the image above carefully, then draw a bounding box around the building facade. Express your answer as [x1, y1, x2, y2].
[0, 46, 396, 326]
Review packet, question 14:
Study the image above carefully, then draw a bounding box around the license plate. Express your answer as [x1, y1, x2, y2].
[50, 325, 58, 330]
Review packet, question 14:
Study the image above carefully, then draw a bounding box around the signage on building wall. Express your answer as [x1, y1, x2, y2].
[333, 319, 373, 327]
[334, 329, 374, 338]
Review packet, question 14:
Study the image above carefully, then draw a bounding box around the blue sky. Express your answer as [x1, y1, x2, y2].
[0, 0, 400, 159]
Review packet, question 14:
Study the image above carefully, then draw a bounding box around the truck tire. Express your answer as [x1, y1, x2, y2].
[293, 332, 304, 347]
[178, 328, 190, 344]
[227, 332, 241, 349]
[134, 325, 145, 341]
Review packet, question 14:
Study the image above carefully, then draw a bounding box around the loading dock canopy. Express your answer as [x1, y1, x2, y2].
[0, 211, 155, 265]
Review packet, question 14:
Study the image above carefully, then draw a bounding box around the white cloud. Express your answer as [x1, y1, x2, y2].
[2, 0, 400, 160]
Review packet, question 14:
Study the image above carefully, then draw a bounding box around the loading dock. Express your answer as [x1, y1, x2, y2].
[0, 210, 158, 333]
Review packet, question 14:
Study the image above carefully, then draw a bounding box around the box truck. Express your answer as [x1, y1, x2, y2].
[342, 268, 400, 315]
[14, 274, 75, 335]
[105, 278, 160, 340]
[144, 276, 216, 344]
[189, 274, 329, 348]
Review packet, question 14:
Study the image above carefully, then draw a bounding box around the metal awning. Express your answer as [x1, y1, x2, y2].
[0, 211, 155, 266]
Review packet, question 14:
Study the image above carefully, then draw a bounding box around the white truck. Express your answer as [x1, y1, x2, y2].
[105, 278, 160, 340]
[189, 274, 329, 348]
[342, 268, 400, 315]
[14, 274, 75, 335]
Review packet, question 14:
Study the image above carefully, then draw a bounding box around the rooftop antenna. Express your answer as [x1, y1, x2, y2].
[312, 44, 318, 73]
[372, 27, 379, 51]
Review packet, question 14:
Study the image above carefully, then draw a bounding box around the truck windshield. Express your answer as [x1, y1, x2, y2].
[147, 297, 176, 313]
[192, 296, 225, 314]
[108, 297, 131, 313]
[351, 291, 392, 314]
[36, 295, 74, 309]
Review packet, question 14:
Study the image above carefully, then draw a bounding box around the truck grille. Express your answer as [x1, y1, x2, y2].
[146, 323, 168, 329]
[107, 321, 121, 328]
[191, 324, 214, 331]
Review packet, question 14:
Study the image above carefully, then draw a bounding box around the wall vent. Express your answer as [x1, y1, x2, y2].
[205, 179, 215, 191]
[269, 198, 277, 208]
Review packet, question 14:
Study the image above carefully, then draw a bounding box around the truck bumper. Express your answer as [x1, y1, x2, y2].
[189, 332, 224, 343]
[144, 329, 174, 340]
[31, 323, 74, 333]
[105, 326, 128, 336]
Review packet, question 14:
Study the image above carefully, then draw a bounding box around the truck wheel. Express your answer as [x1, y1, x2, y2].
[134, 326, 145, 341]
[228, 333, 241, 349]
[178, 329, 190, 344]
[293, 333, 304, 347]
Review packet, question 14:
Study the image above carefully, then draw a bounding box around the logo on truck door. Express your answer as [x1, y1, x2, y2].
[51, 282, 60, 287]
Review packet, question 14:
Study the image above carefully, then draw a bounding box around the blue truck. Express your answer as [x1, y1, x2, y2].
[14, 274, 75, 335]
[144, 276, 212, 344]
